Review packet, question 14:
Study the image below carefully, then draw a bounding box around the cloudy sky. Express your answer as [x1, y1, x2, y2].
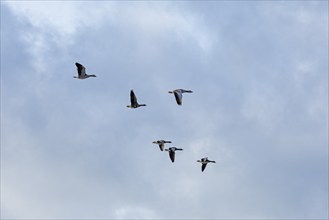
[1, 1, 328, 219]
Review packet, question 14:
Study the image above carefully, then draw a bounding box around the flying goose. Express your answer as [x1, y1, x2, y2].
[127, 90, 146, 108]
[74, 62, 96, 79]
[165, 147, 183, 163]
[152, 140, 172, 151]
[197, 157, 216, 172]
[168, 89, 193, 105]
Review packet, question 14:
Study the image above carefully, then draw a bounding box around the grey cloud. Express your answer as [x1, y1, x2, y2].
[1, 1, 328, 219]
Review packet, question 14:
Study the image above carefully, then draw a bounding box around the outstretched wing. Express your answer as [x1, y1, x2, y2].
[174, 90, 182, 105]
[130, 90, 138, 106]
[159, 143, 164, 151]
[75, 62, 86, 76]
[201, 163, 207, 172]
[169, 150, 175, 163]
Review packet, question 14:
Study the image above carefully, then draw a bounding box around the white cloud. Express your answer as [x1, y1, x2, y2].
[4, 1, 215, 51]
[4, 2, 111, 42]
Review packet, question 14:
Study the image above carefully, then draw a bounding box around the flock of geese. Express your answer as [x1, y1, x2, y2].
[74, 62, 216, 172]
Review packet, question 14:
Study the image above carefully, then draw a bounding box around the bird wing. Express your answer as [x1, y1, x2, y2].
[75, 62, 86, 76]
[201, 163, 207, 172]
[130, 90, 138, 106]
[174, 90, 182, 105]
[169, 150, 175, 163]
[159, 143, 164, 151]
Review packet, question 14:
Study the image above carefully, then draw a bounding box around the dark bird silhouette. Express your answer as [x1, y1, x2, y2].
[152, 140, 172, 151]
[197, 157, 216, 172]
[165, 147, 183, 163]
[127, 90, 146, 108]
[168, 89, 193, 105]
[74, 62, 96, 79]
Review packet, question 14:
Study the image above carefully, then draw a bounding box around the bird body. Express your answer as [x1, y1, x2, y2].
[127, 90, 146, 108]
[165, 147, 183, 163]
[74, 62, 96, 79]
[197, 157, 216, 172]
[168, 89, 193, 105]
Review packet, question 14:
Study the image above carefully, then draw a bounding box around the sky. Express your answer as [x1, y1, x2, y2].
[1, 1, 328, 219]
